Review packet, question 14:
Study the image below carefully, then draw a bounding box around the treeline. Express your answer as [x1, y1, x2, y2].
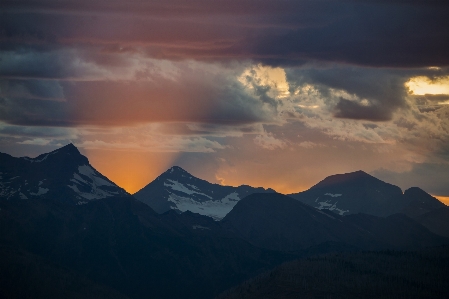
[216, 246, 449, 299]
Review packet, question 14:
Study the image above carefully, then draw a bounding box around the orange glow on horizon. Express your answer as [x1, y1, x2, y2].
[216, 180, 308, 195]
[434, 196, 449, 206]
[80, 147, 447, 201]
[83, 149, 177, 194]
[214, 172, 310, 195]
[83, 147, 310, 195]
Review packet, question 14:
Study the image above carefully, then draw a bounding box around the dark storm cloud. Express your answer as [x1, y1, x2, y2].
[0, 49, 75, 80]
[0, 79, 64, 101]
[333, 98, 391, 121]
[255, 3, 449, 67]
[286, 67, 410, 121]
[1, 0, 449, 67]
[0, 124, 71, 138]
[0, 96, 71, 126]
[0, 70, 272, 127]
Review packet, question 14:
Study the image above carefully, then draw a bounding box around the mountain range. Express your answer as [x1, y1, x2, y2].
[1, 144, 448, 299]
[133, 166, 274, 220]
[288, 170, 445, 217]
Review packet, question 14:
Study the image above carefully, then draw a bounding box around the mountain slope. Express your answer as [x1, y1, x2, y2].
[0, 246, 129, 299]
[216, 246, 449, 299]
[288, 171, 445, 217]
[0, 144, 129, 204]
[0, 195, 291, 299]
[414, 207, 449, 238]
[133, 166, 274, 220]
[401, 187, 446, 218]
[222, 193, 447, 252]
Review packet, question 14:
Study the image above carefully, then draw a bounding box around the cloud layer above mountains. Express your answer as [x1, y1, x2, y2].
[1, 0, 449, 195]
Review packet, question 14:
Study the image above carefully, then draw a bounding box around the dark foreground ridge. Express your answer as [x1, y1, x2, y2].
[216, 246, 449, 299]
[222, 193, 447, 252]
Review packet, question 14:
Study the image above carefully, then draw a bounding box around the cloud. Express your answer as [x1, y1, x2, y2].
[298, 141, 324, 149]
[286, 66, 410, 121]
[1, 1, 449, 67]
[17, 138, 51, 145]
[76, 136, 226, 153]
[0, 60, 276, 127]
[0, 79, 65, 101]
[253, 131, 286, 150]
[0, 122, 76, 139]
[333, 98, 391, 121]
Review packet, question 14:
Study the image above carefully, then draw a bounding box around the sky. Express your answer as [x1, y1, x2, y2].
[1, 0, 449, 203]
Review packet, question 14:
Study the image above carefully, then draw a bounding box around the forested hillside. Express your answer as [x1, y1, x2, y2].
[216, 246, 449, 299]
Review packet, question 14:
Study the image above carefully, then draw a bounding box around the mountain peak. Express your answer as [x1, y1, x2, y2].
[20, 143, 85, 164]
[48, 143, 81, 156]
[311, 170, 377, 189]
[58, 142, 79, 152]
[165, 166, 192, 175]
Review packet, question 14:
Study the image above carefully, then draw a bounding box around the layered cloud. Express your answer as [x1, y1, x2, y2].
[2, 0, 449, 66]
[1, 0, 449, 195]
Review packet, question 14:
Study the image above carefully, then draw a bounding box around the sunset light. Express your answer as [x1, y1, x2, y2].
[0, 0, 447, 223]
[2, 1, 449, 298]
[406, 76, 449, 95]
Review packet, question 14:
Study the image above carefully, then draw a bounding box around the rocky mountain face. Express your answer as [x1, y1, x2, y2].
[288, 170, 445, 217]
[0, 144, 129, 204]
[133, 166, 275, 220]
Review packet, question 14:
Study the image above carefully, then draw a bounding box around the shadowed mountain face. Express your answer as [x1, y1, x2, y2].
[216, 247, 449, 299]
[415, 207, 449, 238]
[0, 196, 290, 299]
[402, 187, 446, 218]
[288, 171, 445, 217]
[221, 193, 447, 252]
[133, 166, 274, 220]
[0, 144, 129, 204]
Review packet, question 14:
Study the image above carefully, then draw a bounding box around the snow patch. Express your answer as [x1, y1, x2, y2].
[67, 165, 120, 200]
[67, 184, 118, 200]
[30, 187, 49, 196]
[168, 191, 241, 220]
[78, 165, 114, 187]
[187, 184, 200, 191]
[34, 153, 50, 162]
[22, 151, 57, 163]
[71, 173, 89, 185]
[325, 193, 342, 197]
[76, 201, 88, 205]
[19, 192, 28, 199]
[192, 225, 210, 230]
[317, 200, 349, 216]
[164, 179, 212, 199]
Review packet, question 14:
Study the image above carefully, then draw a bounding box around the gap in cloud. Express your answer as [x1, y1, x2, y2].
[406, 75, 449, 96]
